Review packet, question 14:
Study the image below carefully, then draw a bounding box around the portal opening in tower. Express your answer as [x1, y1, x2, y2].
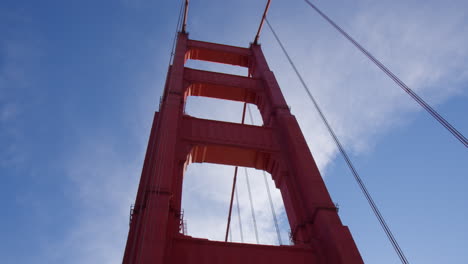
[185, 96, 263, 126]
[181, 162, 290, 246]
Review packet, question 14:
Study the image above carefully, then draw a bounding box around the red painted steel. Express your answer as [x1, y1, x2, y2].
[254, 0, 271, 44]
[122, 32, 363, 264]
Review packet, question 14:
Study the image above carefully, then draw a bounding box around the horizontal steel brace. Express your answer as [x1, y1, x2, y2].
[184, 67, 262, 104]
[187, 39, 251, 67]
[181, 116, 278, 153]
[170, 236, 317, 263]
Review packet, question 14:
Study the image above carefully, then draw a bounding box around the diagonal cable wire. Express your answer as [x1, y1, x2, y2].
[265, 17, 410, 264]
[303, 0, 467, 148]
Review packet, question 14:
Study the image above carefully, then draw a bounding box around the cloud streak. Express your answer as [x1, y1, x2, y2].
[31, 0, 467, 263]
[177, 0, 468, 249]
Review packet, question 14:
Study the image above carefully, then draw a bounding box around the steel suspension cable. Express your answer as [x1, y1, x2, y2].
[225, 103, 247, 241]
[235, 185, 244, 242]
[225, 167, 240, 242]
[265, 18, 410, 264]
[168, 0, 185, 66]
[303, 0, 467, 148]
[246, 105, 283, 245]
[244, 167, 260, 244]
[262, 171, 282, 245]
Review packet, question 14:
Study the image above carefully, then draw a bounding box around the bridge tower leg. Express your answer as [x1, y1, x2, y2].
[122, 32, 364, 264]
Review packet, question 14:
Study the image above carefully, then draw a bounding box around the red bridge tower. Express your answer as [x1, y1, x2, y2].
[122, 31, 363, 264]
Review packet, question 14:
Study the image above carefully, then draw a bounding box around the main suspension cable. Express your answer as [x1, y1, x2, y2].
[254, 0, 272, 44]
[265, 17, 410, 264]
[303, 0, 467, 148]
[181, 0, 189, 33]
[168, 0, 185, 66]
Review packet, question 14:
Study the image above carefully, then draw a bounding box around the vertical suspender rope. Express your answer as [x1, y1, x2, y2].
[244, 167, 260, 244]
[265, 17, 410, 264]
[225, 103, 247, 242]
[246, 105, 283, 245]
[303, 0, 467, 148]
[235, 186, 245, 242]
[225, 166, 240, 242]
[252, 1, 285, 244]
[262, 171, 282, 245]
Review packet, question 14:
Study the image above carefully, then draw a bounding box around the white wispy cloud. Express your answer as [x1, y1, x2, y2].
[42, 0, 468, 262]
[176, 0, 468, 246]
[182, 164, 287, 245]
[42, 139, 141, 264]
[0, 30, 41, 169]
[262, 0, 468, 160]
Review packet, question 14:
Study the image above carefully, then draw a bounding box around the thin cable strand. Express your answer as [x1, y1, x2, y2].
[225, 103, 247, 241]
[246, 105, 283, 245]
[168, 1, 185, 66]
[244, 168, 260, 244]
[303, 0, 466, 148]
[235, 186, 244, 242]
[262, 171, 282, 245]
[225, 166, 240, 242]
[266, 17, 410, 264]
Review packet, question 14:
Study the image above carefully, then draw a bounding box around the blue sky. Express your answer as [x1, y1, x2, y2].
[1, 0, 467, 263]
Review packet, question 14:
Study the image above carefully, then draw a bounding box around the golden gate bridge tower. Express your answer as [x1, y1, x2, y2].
[122, 1, 364, 263]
